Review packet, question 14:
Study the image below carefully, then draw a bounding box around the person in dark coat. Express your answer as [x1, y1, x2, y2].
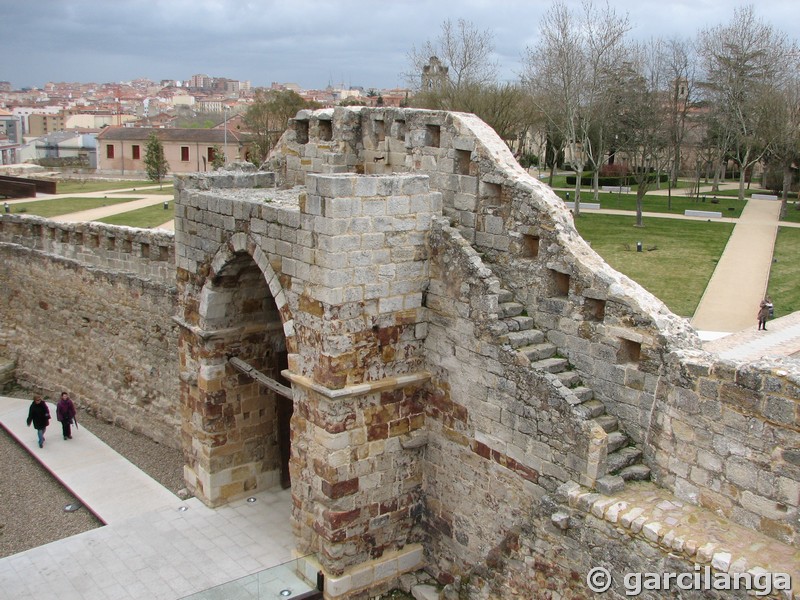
[757, 300, 770, 331]
[26, 395, 51, 448]
[56, 391, 77, 440]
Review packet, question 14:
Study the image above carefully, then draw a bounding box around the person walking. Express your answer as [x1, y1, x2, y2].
[26, 395, 51, 448]
[56, 391, 77, 440]
[757, 300, 770, 331]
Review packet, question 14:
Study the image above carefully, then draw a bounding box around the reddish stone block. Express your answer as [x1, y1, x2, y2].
[368, 423, 389, 441]
[321, 476, 359, 499]
[513, 462, 539, 484]
[324, 508, 361, 529]
[472, 440, 491, 460]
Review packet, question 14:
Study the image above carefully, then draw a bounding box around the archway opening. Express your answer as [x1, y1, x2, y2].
[198, 251, 292, 497]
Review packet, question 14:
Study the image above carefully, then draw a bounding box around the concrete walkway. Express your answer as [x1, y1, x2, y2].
[690, 198, 782, 333]
[0, 396, 309, 600]
[4, 184, 174, 228]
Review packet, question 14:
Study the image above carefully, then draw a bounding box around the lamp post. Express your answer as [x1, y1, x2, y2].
[223, 106, 228, 167]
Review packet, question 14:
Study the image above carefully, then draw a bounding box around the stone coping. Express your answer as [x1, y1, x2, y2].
[281, 370, 431, 400]
[560, 481, 800, 599]
[294, 544, 425, 598]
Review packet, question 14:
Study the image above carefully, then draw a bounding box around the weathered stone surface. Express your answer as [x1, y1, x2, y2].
[2, 106, 799, 599]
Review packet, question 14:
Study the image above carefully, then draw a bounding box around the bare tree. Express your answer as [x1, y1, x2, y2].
[760, 71, 800, 215]
[406, 18, 498, 102]
[613, 42, 673, 227]
[661, 37, 697, 189]
[522, 0, 630, 216]
[697, 5, 797, 200]
[243, 89, 310, 164]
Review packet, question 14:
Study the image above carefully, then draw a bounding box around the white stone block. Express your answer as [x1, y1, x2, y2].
[642, 521, 662, 542]
[354, 177, 378, 197]
[605, 501, 628, 523]
[620, 507, 645, 528]
[388, 195, 411, 215]
[324, 197, 361, 219]
[711, 551, 732, 572]
[324, 573, 353, 598]
[378, 295, 404, 314]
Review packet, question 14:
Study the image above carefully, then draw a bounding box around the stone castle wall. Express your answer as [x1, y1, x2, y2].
[0, 216, 180, 446]
[268, 106, 799, 582]
[0, 104, 797, 598]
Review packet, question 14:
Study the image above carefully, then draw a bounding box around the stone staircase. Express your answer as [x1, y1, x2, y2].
[496, 288, 650, 489]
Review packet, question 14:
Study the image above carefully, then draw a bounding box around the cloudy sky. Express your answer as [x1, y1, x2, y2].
[2, 0, 797, 91]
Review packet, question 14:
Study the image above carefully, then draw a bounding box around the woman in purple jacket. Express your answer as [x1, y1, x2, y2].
[56, 392, 77, 440]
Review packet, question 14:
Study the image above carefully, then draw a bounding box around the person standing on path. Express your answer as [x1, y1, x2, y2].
[26, 395, 51, 448]
[757, 300, 770, 331]
[56, 391, 76, 440]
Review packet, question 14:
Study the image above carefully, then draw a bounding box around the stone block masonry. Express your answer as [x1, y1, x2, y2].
[1, 105, 798, 599]
[0, 216, 180, 446]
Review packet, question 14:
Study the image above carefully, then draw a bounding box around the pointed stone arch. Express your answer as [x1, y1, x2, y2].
[179, 231, 296, 507]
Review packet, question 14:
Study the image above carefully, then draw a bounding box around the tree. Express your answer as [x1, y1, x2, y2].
[760, 72, 800, 214]
[697, 5, 797, 200]
[406, 18, 498, 106]
[522, 0, 631, 216]
[143, 133, 169, 188]
[242, 89, 310, 165]
[661, 37, 697, 189]
[210, 144, 225, 170]
[612, 42, 674, 227]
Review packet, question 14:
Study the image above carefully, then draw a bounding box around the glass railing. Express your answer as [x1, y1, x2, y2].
[181, 554, 322, 600]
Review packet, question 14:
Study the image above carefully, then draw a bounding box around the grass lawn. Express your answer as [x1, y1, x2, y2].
[573, 214, 734, 317]
[97, 203, 174, 228]
[55, 179, 159, 194]
[780, 202, 800, 223]
[8, 197, 139, 218]
[767, 227, 800, 318]
[554, 191, 746, 217]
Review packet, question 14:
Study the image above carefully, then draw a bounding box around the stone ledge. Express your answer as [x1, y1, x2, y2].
[282, 369, 431, 399]
[297, 544, 425, 598]
[561, 481, 800, 599]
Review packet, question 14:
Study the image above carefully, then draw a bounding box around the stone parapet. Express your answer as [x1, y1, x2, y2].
[561, 481, 799, 599]
[0, 214, 175, 284]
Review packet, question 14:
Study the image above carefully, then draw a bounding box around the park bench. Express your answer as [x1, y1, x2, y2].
[751, 193, 778, 200]
[601, 186, 631, 193]
[566, 202, 600, 210]
[684, 209, 722, 218]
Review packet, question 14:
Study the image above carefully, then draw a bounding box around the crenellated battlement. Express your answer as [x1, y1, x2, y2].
[0, 214, 175, 284]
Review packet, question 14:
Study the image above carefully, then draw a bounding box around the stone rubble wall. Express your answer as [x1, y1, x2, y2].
[0, 215, 180, 446]
[419, 218, 605, 576]
[269, 106, 799, 552]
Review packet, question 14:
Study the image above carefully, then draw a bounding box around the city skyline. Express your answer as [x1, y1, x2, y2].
[3, 0, 799, 92]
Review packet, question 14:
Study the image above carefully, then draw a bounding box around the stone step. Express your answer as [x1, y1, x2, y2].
[575, 399, 606, 419]
[606, 430, 628, 454]
[502, 329, 545, 349]
[607, 446, 642, 474]
[619, 464, 652, 481]
[520, 342, 557, 362]
[499, 302, 524, 318]
[571, 386, 594, 403]
[498, 289, 514, 304]
[593, 414, 619, 433]
[508, 315, 535, 331]
[530, 357, 568, 374]
[555, 370, 581, 388]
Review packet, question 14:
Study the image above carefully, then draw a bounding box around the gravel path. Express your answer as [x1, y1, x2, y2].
[0, 392, 186, 559]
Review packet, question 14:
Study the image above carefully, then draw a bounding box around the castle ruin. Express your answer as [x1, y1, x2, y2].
[1, 106, 797, 599]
